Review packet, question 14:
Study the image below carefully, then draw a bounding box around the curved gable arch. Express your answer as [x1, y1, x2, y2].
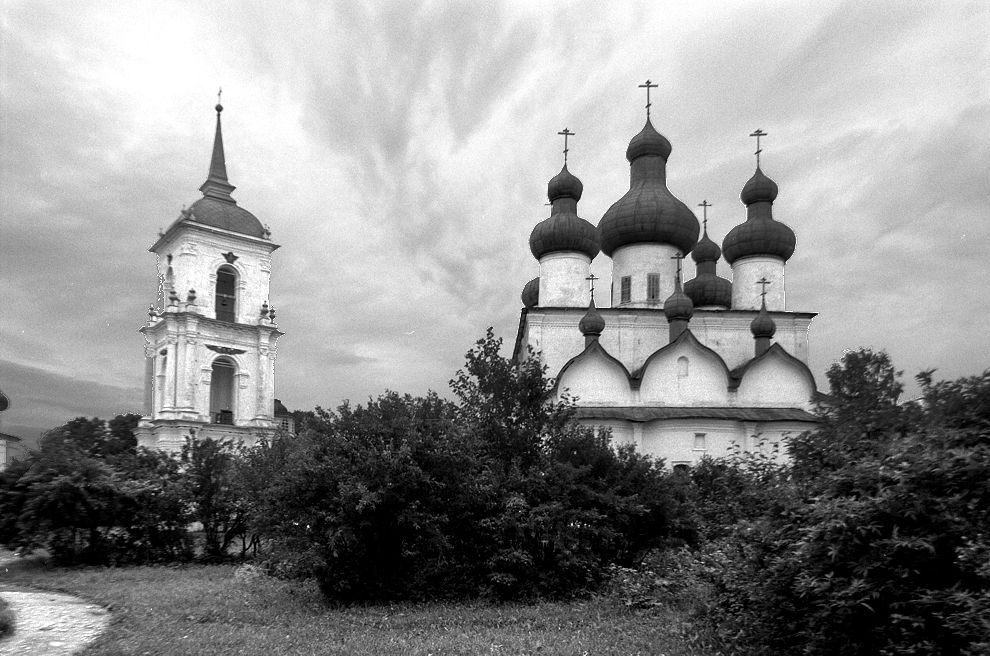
[555, 341, 632, 406]
[735, 343, 817, 407]
[639, 330, 731, 405]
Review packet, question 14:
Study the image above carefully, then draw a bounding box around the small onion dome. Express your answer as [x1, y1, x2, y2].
[547, 164, 583, 202]
[690, 229, 722, 263]
[685, 227, 732, 308]
[625, 118, 672, 162]
[722, 167, 795, 264]
[750, 299, 777, 339]
[521, 277, 540, 308]
[663, 281, 694, 322]
[599, 120, 699, 257]
[529, 166, 600, 260]
[740, 167, 778, 205]
[579, 298, 605, 337]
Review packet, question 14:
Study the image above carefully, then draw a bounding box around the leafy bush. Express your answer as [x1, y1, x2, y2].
[697, 352, 990, 656]
[246, 331, 687, 602]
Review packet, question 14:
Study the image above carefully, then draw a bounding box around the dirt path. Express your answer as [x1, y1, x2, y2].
[0, 585, 109, 655]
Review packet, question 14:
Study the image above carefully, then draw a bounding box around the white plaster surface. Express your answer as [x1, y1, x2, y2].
[538, 251, 591, 307]
[731, 256, 785, 310]
[610, 243, 680, 308]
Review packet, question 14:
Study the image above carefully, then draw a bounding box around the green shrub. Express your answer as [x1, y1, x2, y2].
[696, 353, 990, 656]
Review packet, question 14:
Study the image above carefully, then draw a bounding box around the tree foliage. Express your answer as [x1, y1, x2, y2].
[698, 351, 990, 656]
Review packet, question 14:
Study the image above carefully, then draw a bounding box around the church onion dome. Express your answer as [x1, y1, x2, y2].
[521, 277, 539, 308]
[599, 119, 700, 257]
[663, 281, 694, 322]
[625, 118, 672, 161]
[750, 299, 777, 339]
[690, 228, 721, 263]
[547, 164, 584, 202]
[579, 298, 605, 337]
[184, 102, 268, 240]
[529, 165, 600, 260]
[722, 167, 795, 264]
[685, 226, 732, 308]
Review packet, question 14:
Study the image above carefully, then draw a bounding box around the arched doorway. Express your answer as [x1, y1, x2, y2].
[210, 357, 236, 424]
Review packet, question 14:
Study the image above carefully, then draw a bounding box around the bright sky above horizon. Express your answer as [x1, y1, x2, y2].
[2, 0, 989, 443]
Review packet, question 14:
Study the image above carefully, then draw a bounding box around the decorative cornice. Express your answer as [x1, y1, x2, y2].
[206, 344, 246, 355]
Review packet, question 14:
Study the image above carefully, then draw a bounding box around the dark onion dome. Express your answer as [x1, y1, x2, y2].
[722, 167, 795, 264]
[579, 298, 605, 337]
[626, 119, 672, 161]
[685, 227, 732, 308]
[547, 164, 584, 202]
[521, 277, 540, 308]
[750, 298, 777, 339]
[599, 119, 699, 257]
[690, 228, 721, 263]
[663, 279, 694, 322]
[529, 165, 600, 260]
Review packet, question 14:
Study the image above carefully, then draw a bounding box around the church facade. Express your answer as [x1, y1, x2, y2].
[135, 101, 282, 452]
[514, 103, 820, 468]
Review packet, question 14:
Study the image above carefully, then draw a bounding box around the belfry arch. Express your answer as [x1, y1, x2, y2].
[209, 357, 237, 425]
[215, 265, 237, 322]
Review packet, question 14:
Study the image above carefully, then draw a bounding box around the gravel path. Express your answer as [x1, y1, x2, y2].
[0, 586, 108, 655]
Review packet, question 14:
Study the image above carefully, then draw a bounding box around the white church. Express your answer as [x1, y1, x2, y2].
[514, 98, 821, 468]
[135, 100, 283, 451]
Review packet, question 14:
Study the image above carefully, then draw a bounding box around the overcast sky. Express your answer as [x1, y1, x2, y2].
[2, 0, 988, 444]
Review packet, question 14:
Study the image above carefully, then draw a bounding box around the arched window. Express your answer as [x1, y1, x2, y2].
[215, 266, 237, 322]
[210, 357, 236, 424]
[677, 356, 689, 377]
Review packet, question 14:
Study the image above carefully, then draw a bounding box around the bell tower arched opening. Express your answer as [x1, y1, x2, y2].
[210, 357, 236, 424]
[215, 265, 237, 322]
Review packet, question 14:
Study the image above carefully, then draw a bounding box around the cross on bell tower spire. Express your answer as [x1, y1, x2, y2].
[750, 128, 767, 167]
[558, 127, 574, 165]
[639, 79, 658, 119]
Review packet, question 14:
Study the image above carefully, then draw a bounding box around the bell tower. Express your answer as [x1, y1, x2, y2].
[135, 98, 283, 452]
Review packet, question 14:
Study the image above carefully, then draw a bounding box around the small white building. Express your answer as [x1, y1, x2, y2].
[514, 108, 820, 468]
[135, 102, 282, 452]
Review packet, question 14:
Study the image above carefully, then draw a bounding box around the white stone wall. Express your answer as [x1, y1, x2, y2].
[556, 348, 632, 406]
[139, 220, 280, 452]
[523, 307, 814, 383]
[538, 251, 592, 307]
[736, 352, 816, 409]
[610, 243, 681, 308]
[731, 255, 786, 310]
[581, 418, 808, 467]
[153, 223, 276, 324]
[639, 342, 731, 406]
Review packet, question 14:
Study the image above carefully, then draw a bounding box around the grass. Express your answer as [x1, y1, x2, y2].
[0, 554, 713, 656]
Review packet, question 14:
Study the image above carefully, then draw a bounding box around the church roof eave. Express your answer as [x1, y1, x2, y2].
[150, 218, 280, 253]
[728, 342, 818, 392]
[553, 339, 633, 396]
[635, 328, 732, 384]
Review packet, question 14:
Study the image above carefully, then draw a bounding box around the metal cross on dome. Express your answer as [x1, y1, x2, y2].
[750, 128, 767, 167]
[671, 251, 685, 284]
[639, 79, 658, 119]
[756, 276, 772, 301]
[698, 200, 712, 231]
[586, 273, 599, 303]
[558, 127, 574, 165]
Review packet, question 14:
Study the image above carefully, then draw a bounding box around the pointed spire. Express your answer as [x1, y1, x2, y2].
[199, 91, 237, 202]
